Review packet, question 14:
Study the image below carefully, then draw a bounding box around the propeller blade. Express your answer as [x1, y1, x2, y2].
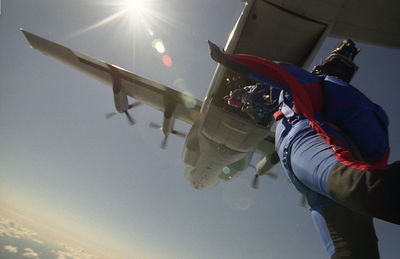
[172, 130, 187, 138]
[149, 122, 161, 129]
[160, 135, 168, 149]
[251, 174, 259, 189]
[124, 111, 135, 125]
[105, 112, 117, 120]
[265, 171, 278, 180]
[128, 101, 141, 109]
[299, 195, 307, 207]
[106, 101, 140, 124]
[149, 122, 185, 149]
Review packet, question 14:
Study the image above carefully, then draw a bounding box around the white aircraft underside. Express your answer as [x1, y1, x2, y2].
[22, 0, 400, 189]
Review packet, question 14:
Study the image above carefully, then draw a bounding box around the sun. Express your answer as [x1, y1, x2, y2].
[123, 0, 146, 13]
[70, 0, 159, 39]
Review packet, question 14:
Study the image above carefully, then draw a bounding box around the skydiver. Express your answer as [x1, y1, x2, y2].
[210, 39, 400, 259]
[224, 84, 277, 125]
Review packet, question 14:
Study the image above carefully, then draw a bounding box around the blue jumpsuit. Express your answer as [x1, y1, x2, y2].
[250, 74, 398, 259]
[209, 44, 400, 258]
[274, 88, 379, 258]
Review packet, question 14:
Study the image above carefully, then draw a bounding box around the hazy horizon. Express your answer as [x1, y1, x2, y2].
[1, 0, 399, 258]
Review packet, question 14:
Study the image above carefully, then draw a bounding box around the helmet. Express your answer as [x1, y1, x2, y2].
[312, 39, 360, 83]
[225, 89, 245, 108]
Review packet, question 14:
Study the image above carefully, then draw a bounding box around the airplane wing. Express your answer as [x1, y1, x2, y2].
[266, 0, 400, 50]
[21, 30, 202, 125]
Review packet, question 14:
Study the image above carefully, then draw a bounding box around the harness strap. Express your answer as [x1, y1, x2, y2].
[274, 90, 296, 121]
[273, 110, 283, 120]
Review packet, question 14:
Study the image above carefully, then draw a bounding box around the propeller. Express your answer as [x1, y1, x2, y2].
[160, 135, 168, 149]
[105, 102, 141, 125]
[171, 129, 187, 138]
[124, 110, 135, 125]
[251, 171, 278, 189]
[299, 195, 307, 207]
[250, 161, 278, 189]
[149, 122, 187, 149]
[149, 122, 162, 130]
[265, 171, 278, 179]
[252, 174, 259, 189]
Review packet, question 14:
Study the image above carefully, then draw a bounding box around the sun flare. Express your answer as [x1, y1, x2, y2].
[69, 0, 177, 69]
[70, 0, 150, 37]
[123, 0, 146, 13]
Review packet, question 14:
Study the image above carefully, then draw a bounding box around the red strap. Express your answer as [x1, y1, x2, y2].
[273, 110, 284, 120]
[309, 120, 392, 170]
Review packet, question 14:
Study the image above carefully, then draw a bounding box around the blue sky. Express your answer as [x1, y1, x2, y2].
[1, 0, 399, 258]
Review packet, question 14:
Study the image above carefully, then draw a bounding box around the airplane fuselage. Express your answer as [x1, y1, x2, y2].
[181, 2, 273, 189]
[180, 0, 330, 189]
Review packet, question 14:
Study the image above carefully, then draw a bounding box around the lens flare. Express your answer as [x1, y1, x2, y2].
[70, 10, 126, 37]
[152, 39, 165, 53]
[173, 78, 197, 109]
[162, 55, 173, 67]
[181, 95, 196, 109]
[147, 28, 154, 36]
[222, 167, 231, 174]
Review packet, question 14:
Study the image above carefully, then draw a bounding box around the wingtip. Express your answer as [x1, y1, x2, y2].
[20, 28, 29, 35]
[20, 28, 27, 36]
[20, 28, 33, 39]
[20, 29, 35, 48]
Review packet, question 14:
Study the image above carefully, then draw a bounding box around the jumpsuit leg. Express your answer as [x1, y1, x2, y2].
[328, 162, 400, 225]
[319, 203, 380, 259]
[276, 119, 382, 258]
[297, 185, 380, 258]
[283, 118, 400, 225]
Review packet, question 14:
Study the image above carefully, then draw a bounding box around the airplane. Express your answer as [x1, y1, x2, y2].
[22, 0, 400, 190]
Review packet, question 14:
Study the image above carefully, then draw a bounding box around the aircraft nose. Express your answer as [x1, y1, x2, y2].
[185, 167, 205, 190]
[184, 166, 219, 190]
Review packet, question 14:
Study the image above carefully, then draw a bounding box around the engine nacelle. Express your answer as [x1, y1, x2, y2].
[113, 91, 129, 113]
[108, 64, 129, 113]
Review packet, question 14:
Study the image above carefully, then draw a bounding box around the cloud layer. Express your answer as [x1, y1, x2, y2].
[3, 244, 18, 253]
[0, 217, 43, 244]
[22, 247, 39, 258]
[0, 216, 100, 259]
